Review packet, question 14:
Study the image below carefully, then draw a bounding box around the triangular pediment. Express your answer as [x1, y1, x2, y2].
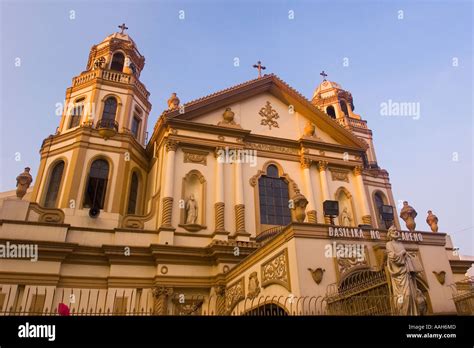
[164, 74, 367, 150]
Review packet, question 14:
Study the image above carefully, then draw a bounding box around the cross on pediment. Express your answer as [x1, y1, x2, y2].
[253, 61, 266, 78]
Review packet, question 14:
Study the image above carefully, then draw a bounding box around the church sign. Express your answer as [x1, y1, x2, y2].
[328, 227, 423, 242]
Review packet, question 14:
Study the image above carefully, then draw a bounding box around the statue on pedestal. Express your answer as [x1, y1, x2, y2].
[341, 207, 352, 227]
[16, 167, 33, 199]
[426, 210, 438, 233]
[386, 225, 423, 315]
[167, 92, 180, 110]
[185, 194, 198, 224]
[400, 201, 417, 232]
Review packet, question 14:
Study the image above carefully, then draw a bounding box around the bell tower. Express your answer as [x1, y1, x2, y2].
[31, 25, 151, 226]
[312, 76, 378, 168]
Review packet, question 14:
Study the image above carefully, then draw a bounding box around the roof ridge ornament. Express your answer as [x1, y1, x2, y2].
[320, 70, 328, 81]
[253, 61, 266, 78]
[118, 23, 128, 34]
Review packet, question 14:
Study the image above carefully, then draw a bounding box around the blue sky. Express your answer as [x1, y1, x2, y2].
[1, 0, 472, 255]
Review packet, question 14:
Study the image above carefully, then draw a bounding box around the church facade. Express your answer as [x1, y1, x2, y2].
[0, 29, 471, 316]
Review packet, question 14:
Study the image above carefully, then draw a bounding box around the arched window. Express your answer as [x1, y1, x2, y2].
[69, 98, 85, 129]
[44, 161, 65, 208]
[340, 101, 349, 116]
[258, 164, 291, 226]
[83, 159, 109, 209]
[110, 52, 125, 72]
[374, 192, 386, 227]
[127, 172, 139, 214]
[102, 97, 117, 121]
[326, 105, 336, 119]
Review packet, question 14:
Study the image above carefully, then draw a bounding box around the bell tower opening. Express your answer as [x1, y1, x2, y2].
[110, 52, 125, 72]
[326, 105, 336, 119]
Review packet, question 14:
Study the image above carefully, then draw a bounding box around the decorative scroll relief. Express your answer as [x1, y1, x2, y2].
[183, 148, 208, 166]
[172, 299, 203, 316]
[225, 278, 245, 313]
[261, 249, 291, 291]
[330, 168, 349, 183]
[334, 243, 369, 276]
[259, 101, 279, 130]
[246, 142, 299, 155]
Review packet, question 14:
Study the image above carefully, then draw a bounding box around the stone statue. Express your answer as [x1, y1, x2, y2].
[291, 191, 308, 223]
[303, 121, 316, 137]
[341, 207, 352, 227]
[400, 201, 417, 232]
[386, 225, 422, 315]
[426, 210, 438, 233]
[16, 167, 33, 199]
[185, 194, 198, 224]
[167, 92, 180, 110]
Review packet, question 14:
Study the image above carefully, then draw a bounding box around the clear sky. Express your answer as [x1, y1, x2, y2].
[1, 0, 472, 255]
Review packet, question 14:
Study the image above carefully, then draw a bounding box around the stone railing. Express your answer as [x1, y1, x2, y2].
[336, 117, 368, 129]
[72, 69, 150, 98]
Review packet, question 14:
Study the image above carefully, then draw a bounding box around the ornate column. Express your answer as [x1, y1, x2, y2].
[213, 147, 228, 239]
[161, 140, 178, 228]
[301, 157, 317, 223]
[317, 161, 332, 224]
[152, 286, 173, 315]
[353, 165, 372, 225]
[213, 285, 226, 315]
[234, 160, 248, 240]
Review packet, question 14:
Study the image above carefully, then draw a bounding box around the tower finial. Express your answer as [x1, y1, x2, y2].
[320, 70, 328, 81]
[253, 61, 266, 78]
[118, 23, 128, 34]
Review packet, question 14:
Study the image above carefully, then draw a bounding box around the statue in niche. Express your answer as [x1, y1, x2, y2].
[16, 167, 33, 199]
[400, 201, 417, 232]
[185, 194, 198, 224]
[341, 207, 352, 227]
[386, 225, 423, 315]
[426, 210, 438, 233]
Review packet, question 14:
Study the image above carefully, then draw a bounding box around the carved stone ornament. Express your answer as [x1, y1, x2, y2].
[432, 270, 446, 285]
[247, 272, 261, 299]
[336, 246, 369, 276]
[247, 142, 298, 155]
[93, 56, 106, 69]
[218, 107, 242, 128]
[330, 168, 349, 183]
[183, 148, 208, 166]
[259, 101, 279, 130]
[308, 268, 325, 285]
[172, 298, 203, 316]
[16, 167, 33, 199]
[261, 249, 290, 291]
[225, 278, 245, 313]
